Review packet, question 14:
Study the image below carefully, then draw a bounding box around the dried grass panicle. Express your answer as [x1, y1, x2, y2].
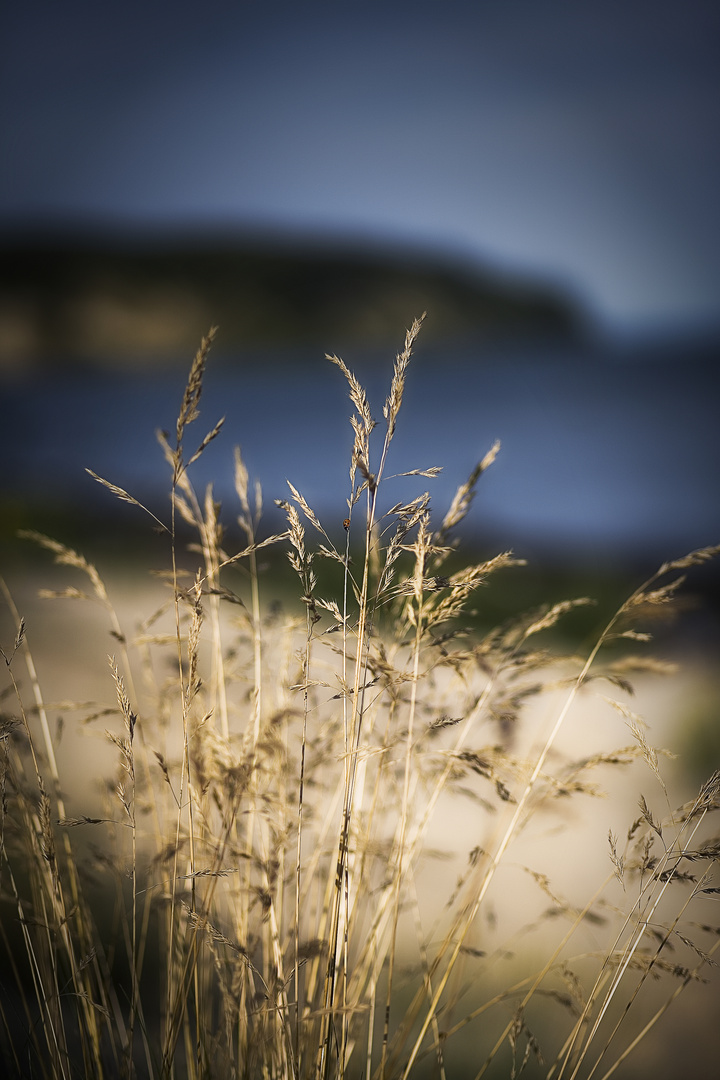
[186, 415, 226, 470]
[523, 597, 595, 640]
[19, 529, 110, 603]
[170, 325, 225, 488]
[435, 439, 501, 543]
[286, 481, 326, 539]
[328, 354, 374, 433]
[3, 321, 719, 1080]
[234, 443, 250, 514]
[85, 469, 170, 533]
[608, 829, 626, 886]
[37, 775, 56, 870]
[328, 355, 372, 491]
[383, 312, 425, 440]
[176, 325, 218, 445]
[660, 544, 720, 572]
[691, 770, 720, 816]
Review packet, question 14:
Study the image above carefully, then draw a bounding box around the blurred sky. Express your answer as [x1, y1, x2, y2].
[2, 0, 719, 338]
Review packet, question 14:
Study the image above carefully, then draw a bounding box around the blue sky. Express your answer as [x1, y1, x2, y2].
[2, 0, 719, 336]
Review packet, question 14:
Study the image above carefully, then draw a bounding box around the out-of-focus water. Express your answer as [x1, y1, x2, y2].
[3, 337, 720, 560]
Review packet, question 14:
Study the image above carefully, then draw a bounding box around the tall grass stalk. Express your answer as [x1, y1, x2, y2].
[1, 321, 718, 1080]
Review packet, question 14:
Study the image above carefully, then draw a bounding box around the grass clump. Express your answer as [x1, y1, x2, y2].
[1, 319, 719, 1080]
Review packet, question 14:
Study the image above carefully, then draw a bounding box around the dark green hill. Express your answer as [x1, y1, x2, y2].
[0, 228, 584, 368]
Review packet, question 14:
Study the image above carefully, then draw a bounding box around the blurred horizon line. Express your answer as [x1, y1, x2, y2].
[3, 214, 720, 365]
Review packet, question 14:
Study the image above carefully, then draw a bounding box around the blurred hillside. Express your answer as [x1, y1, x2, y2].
[0, 227, 583, 369]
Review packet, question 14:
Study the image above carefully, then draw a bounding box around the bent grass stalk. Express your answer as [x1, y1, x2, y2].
[1, 321, 718, 1080]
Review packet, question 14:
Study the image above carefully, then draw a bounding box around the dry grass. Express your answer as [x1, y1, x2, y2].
[1, 320, 719, 1080]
